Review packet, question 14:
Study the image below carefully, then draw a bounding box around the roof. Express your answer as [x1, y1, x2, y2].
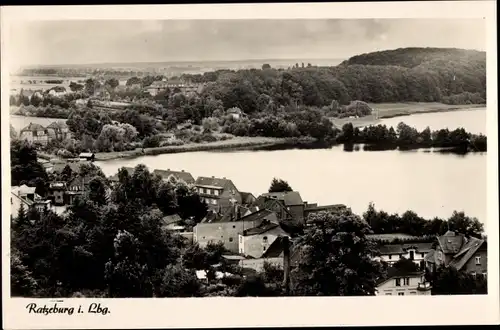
[448, 237, 485, 271]
[240, 192, 256, 204]
[109, 167, 135, 182]
[239, 209, 278, 225]
[261, 191, 303, 206]
[11, 185, 36, 195]
[243, 222, 280, 236]
[21, 123, 46, 132]
[49, 182, 66, 189]
[378, 242, 433, 255]
[11, 192, 33, 207]
[438, 231, 466, 254]
[162, 214, 182, 226]
[255, 197, 294, 219]
[377, 267, 424, 286]
[79, 153, 95, 158]
[153, 169, 195, 184]
[367, 233, 424, 241]
[52, 162, 86, 174]
[261, 236, 288, 258]
[195, 176, 236, 190]
[47, 121, 68, 129]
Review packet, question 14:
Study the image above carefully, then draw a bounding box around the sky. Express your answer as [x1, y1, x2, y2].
[7, 19, 486, 67]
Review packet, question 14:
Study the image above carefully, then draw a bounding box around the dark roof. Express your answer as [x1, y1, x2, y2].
[162, 214, 182, 226]
[153, 169, 195, 184]
[261, 191, 303, 206]
[195, 176, 235, 189]
[255, 197, 294, 219]
[21, 123, 46, 132]
[261, 236, 287, 258]
[243, 222, 280, 236]
[438, 231, 466, 254]
[239, 209, 278, 224]
[377, 267, 424, 286]
[52, 162, 86, 174]
[378, 242, 433, 255]
[448, 237, 485, 271]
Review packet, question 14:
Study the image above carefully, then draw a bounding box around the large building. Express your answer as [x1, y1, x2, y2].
[194, 176, 242, 213]
[424, 231, 487, 278]
[19, 123, 49, 145]
[375, 267, 432, 296]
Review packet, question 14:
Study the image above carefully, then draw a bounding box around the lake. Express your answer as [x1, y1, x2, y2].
[10, 108, 488, 226]
[93, 108, 488, 226]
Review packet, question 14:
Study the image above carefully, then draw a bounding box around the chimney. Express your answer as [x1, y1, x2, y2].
[282, 236, 291, 295]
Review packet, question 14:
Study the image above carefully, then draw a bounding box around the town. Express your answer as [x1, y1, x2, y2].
[10, 140, 487, 297]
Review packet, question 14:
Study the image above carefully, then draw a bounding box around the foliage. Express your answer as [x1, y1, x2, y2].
[431, 267, 487, 295]
[268, 178, 293, 192]
[10, 140, 48, 188]
[291, 209, 383, 296]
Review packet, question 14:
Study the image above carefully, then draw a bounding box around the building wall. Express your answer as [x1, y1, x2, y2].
[462, 248, 487, 276]
[288, 204, 305, 224]
[239, 228, 286, 258]
[376, 275, 430, 296]
[377, 250, 429, 266]
[52, 190, 65, 205]
[238, 257, 283, 272]
[194, 220, 260, 253]
[20, 131, 49, 145]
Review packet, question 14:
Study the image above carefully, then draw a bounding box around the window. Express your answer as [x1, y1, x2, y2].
[409, 250, 414, 260]
[214, 190, 219, 196]
[482, 272, 487, 278]
[438, 251, 443, 260]
[403, 278, 410, 286]
[421, 253, 425, 258]
[263, 236, 268, 242]
[209, 189, 213, 195]
[233, 225, 236, 228]
[398, 292, 404, 296]
[471, 272, 476, 277]
[475, 256, 481, 265]
[388, 255, 392, 260]
[229, 237, 233, 242]
[395, 278, 401, 287]
[212, 199, 217, 205]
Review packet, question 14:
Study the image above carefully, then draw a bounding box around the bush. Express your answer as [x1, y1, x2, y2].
[142, 135, 161, 148]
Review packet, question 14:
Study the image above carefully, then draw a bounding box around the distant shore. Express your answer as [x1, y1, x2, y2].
[329, 103, 485, 128]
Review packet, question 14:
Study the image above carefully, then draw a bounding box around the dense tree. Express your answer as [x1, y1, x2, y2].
[268, 178, 293, 192]
[447, 211, 484, 238]
[431, 267, 487, 295]
[11, 140, 48, 187]
[291, 210, 383, 296]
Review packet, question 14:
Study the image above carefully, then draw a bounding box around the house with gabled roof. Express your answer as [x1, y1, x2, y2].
[11, 185, 51, 217]
[47, 121, 71, 141]
[193, 208, 274, 253]
[153, 169, 195, 185]
[238, 218, 289, 258]
[374, 242, 433, 269]
[375, 267, 432, 296]
[424, 231, 487, 278]
[195, 176, 242, 213]
[255, 191, 305, 224]
[19, 123, 49, 145]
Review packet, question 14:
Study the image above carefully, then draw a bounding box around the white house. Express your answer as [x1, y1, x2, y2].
[19, 123, 49, 145]
[375, 268, 432, 296]
[374, 242, 433, 268]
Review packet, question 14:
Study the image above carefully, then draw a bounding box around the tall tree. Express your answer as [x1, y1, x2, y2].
[291, 210, 383, 296]
[268, 178, 293, 193]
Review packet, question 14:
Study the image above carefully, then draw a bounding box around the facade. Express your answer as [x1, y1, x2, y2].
[238, 219, 288, 258]
[424, 231, 487, 277]
[255, 191, 305, 224]
[11, 185, 52, 217]
[153, 169, 195, 185]
[19, 123, 49, 145]
[66, 176, 90, 204]
[375, 242, 433, 268]
[375, 268, 432, 296]
[48, 182, 67, 205]
[237, 236, 300, 272]
[193, 209, 274, 253]
[195, 176, 242, 213]
[240, 192, 257, 206]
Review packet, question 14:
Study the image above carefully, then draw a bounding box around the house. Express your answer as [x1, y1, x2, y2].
[161, 214, 184, 232]
[424, 231, 487, 278]
[11, 185, 51, 217]
[109, 167, 135, 184]
[66, 175, 91, 204]
[240, 192, 257, 205]
[153, 169, 195, 185]
[146, 80, 204, 97]
[195, 176, 242, 213]
[255, 191, 305, 224]
[375, 267, 432, 296]
[48, 182, 67, 205]
[226, 108, 249, 120]
[238, 219, 289, 258]
[19, 123, 49, 145]
[374, 242, 433, 269]
[47, 121, 71, 141]
[193, 208, 275, 253]
[79, 153, 95, 161]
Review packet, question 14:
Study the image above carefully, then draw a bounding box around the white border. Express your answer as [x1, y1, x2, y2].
[2, 2, 498, 329]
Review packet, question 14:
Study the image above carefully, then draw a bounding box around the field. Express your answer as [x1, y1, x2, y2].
[330, 102, 485, 128]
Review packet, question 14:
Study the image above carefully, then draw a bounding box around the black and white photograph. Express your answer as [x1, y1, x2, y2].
[1, 1, 498, 329]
